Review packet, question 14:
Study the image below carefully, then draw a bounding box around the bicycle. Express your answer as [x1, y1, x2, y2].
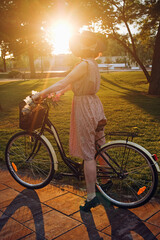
[5, 96, 160, 208]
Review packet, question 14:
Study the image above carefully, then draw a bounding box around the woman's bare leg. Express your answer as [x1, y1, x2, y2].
[80, 159, 100, 211]
[84, 159, 97, 201]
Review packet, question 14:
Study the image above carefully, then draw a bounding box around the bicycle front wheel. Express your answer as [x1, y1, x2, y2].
[96, 141, 158, 208]
[5, 131, 54, 189]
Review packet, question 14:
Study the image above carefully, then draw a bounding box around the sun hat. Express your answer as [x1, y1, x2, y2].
[69, 31, 106, 58]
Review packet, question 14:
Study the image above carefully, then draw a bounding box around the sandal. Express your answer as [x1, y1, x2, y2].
[80, 196, 100, 212]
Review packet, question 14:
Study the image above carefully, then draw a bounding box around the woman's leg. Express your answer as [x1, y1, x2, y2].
[84, 159, 97, 201]
[80, 159, 100, 211]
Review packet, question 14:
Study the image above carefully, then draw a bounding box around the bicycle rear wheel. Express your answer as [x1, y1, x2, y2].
[96, 141, 158, 208]
[5, 131, 54, 189]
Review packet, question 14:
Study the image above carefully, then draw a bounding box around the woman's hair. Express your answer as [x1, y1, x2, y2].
[69, 31, 106, 58]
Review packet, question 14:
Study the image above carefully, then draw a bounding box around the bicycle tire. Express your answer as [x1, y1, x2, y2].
[96, 141, 158, 208]
[5, 131, 55, 189]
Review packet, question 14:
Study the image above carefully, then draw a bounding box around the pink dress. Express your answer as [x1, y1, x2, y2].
[69, 59, 106, 161]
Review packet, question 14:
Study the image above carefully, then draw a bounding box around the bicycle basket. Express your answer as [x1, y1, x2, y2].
[19, 101, 48, 132]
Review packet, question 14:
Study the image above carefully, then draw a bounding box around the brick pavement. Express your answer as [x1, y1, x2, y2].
[0, 169, 160, 240]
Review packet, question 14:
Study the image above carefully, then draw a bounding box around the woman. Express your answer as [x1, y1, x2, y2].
[32, 31, 107, 212]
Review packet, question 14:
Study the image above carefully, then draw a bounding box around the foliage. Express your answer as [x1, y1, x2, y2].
[0, 0, 160, 93]
[0, 40, 10, 72]
[104, 38, 127, 57]
[68, 0, 160, 94]
[8, 70, 22, 78]
[0, 0, 55, 76]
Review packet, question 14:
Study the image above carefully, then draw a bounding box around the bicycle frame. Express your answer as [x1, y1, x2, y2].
[35, 111, 155, 182]
[43, 118, 83, 179]
[36, 114, 116, 181]
[36, 113, 124, 180]
[6, 101, 159, 207]
[39, 116, 122, 181]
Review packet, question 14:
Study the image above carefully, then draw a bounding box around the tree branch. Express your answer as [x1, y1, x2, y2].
[110, 33, 151, 83]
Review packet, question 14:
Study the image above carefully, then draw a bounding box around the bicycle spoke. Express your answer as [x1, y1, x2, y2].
[96, 142, 157, 208]
[6, 132, 54, 188]
[31, 163, 49, 177]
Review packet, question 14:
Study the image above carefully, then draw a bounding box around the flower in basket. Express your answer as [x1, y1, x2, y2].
[47, 92, 61, 108]
[24, 96, 32, 105]
[22, 91, 39, 115]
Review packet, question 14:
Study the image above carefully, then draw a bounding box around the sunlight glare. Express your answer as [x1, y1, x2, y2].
[49, 21, 73, 55]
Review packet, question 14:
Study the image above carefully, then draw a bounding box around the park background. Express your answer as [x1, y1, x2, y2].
[0, 0, 160, 195]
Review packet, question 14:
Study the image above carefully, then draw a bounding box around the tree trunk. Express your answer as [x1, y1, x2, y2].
[1, 49, 7, 72]
[132, 53, 151, 83]
[111, 35, 151, 83]
[148, 22, 160, 95]
[2, 56, 7, 72]
[28, 43, 35, 78]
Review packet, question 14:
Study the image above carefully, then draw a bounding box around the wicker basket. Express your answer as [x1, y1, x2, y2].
[19, 101, 48, 132]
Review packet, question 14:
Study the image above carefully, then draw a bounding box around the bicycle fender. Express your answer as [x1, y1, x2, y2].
[40, 134, 58, 171]
[100, 140, 160, 173]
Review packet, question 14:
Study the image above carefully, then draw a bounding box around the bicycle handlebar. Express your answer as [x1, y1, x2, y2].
[22, 93, 60, 116]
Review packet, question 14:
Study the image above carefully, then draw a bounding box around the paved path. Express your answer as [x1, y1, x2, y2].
[0, 78, 25, 82]
[0, 169, 160, 240]
[0, 78, 54, 82]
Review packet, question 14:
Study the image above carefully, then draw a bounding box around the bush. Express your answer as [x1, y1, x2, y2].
[8, 70, 22, 78]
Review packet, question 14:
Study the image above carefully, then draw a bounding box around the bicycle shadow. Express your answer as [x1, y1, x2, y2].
[0, 189, 45, 240]
[80, 194, 158, 240]
[0, 188, 158, 240]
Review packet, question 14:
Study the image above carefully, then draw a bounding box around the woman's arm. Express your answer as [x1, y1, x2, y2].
[32, 61, 87, 101]
[56, 84, 72, 96]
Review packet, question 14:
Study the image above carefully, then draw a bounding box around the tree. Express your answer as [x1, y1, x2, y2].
[149, 23, 160, 94]
[104, 38, 127, 57]
[142, 0, 160, 95]
[68, 0, 160, 94]
[92, 1, 153, 80]
[0, 0, 56, 77]
[0, 41, 9, 72]
[104, 0, 160, 95]
[34, 40, 53, 73]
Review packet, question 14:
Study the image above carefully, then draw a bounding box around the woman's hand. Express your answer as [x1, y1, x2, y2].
[55, 90, 64, 97]
[31, 93, 43, 104]
[48, 92, 61, 102]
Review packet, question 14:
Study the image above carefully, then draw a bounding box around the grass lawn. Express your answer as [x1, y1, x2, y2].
[0, 71, 160, 194]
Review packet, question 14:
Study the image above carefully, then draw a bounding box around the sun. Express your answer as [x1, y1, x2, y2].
[47, 21, 73, 55]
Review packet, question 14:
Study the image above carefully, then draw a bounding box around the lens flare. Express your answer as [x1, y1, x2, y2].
[48, 21, 73, 54]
